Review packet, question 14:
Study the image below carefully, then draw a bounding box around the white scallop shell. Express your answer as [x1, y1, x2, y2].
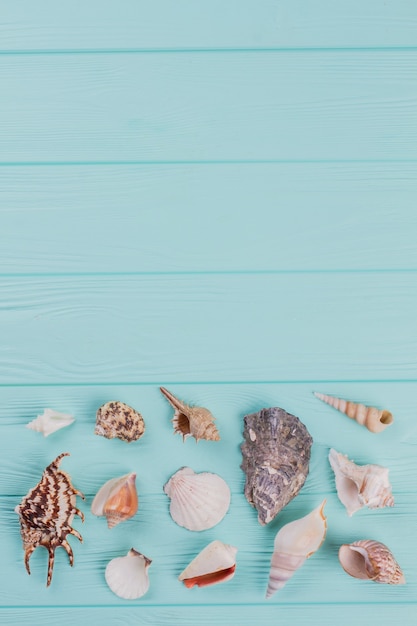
[266, 500, 327, 598]
[105, 549, 151, 599]
[163, 467, 231, 531]
[179, 540, 237, 588]
[329, 448, 394, 516]
[26, 408, 75, 437]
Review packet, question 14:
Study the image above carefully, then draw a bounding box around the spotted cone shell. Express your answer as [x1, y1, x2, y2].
[95, 401, 145, 442]
[14, 452, 85, 586]
[240, 407, 313, 525]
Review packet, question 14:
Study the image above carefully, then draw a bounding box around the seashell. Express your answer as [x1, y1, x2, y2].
[314, 392, 393, 433]
[95, 401, 145, 443]
[163, 467, 231, 531]
[91, 473, 138, 528]
[105, 548, 152, 599]
[160, 387, 220, 442]
[266, 500, 327, 598]
[179, 540, 237, 588]
[329, 448, 394, 516]
[26, 408, 75, 437]
[240, 407, 313, 525]
[338, 540, 405, 584]
[14, 452, 84, 586]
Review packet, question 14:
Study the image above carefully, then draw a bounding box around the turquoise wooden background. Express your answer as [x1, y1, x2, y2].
[1, 2, 417, 624]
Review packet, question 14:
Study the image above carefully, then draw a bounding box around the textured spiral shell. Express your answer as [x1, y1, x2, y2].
[160, 387, 220, 442]
[338, 540, 405, 584]
[314, 392, 393, 433]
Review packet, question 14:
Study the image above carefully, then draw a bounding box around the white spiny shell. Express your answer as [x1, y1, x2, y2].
[105, 549, 152, 599]
[338, 540, 405, 585]
[179, 540, 237, 588]
[329, 449, 394, 516]
[26, 408, 75, 437]
[91, 473, 138, 528]
[266, 500, 327, 598]
[164, 467, 231, 531]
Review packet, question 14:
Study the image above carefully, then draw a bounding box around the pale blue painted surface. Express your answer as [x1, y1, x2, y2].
[1, 3, 416, 625]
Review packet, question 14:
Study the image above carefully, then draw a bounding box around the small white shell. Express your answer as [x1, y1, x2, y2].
[179, 540, 237, 588]
[329, 448, 394, 516]
[164, 467, 231, 531]
[266, 500, 327, 598]
[91, 473, 138, 528]
[26, 408, 75, 437]
[105, 549, 152, 599]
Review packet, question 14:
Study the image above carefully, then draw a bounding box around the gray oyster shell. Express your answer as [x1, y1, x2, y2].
[240, 407, 313, 525]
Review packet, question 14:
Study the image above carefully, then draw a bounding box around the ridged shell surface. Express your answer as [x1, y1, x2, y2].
[314, 392, 393, 433]
[26, 408, 75, 437]
[95, 401, 145, 442]
[91, 473, 138, 528]
[266, 500, 327, 598]
[14, 452, 84, 586]
[160, 387, 220, 442]
[178, 540, 237, 588]
[338, 540, 405, 584]
[329, 448, 394, 516]
[105, 549, 152, 599]
[164, 467, 230, 531]
[240, 407, 313, 525]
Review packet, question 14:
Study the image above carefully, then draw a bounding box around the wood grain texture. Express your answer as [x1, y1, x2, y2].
[0, 273, 416, 384]
[1, 51, 416, 163]
[1, 0, 417, 51]
[1, 162, 416, 273]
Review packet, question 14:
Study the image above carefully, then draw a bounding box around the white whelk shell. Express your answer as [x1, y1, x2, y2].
[91, 473, 138, 528]
[329, 448, 394, 516]
[179, 540, 237, 588]
[26, 408, 75, 437]
[266, 500, 327, 598]
[105, 549, 152, 599]
[338, 540, 405, 585]
[164, 467, 231, 531]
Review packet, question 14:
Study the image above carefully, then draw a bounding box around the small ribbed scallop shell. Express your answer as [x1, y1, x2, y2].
[164, 467, 231, 531]
[26, 408, 75, 437]
[314, 392, 393, 433]
[91, 473, 138, 528]
[338, 540, 405, 584]
[329, 449, 394, 516]
[95, 401, 145, 442]
[179, 540, 237, 588]
[160, 387, 220, 442]
[105, 549, 152, 599]
[266, 500, 327, 598]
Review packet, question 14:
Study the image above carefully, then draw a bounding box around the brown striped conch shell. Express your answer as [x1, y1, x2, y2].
[266, 500, 327, 598]
[95, 401, 145, 442]
[241, 407, 313, 525]
[179, 540, 237, 588]
[160, 387, 220, 442]
[91, 473, 138, 528]
[314, 392, 393, 433]
[14, 452, 85, 586]
[26, 408, 75, 437]
[338, 540, 405, 584]
[329, 448, 394, 516]
[164, 467, 231, 531]
[105, 549, 152, 599]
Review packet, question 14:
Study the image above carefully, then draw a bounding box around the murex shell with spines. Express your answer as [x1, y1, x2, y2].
[241, 407, 313, 525]
[95, 401, 145, 443]
[14, 452, 85, 586]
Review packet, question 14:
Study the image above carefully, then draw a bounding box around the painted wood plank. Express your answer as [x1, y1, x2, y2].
[1, 162, 416, 273]
[1, 0, 417, 51]
[1, 273, 416, 385]
[1, 51, 416, 163]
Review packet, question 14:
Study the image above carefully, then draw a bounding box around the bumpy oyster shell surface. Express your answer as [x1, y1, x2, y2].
[241, 407, 313, 525]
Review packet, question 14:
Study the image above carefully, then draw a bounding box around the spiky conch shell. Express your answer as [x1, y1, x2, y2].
[178, 540, 237, 588]
[266, 500, 327, 598]
[328, 448, 394, 516]
[14, 452, 84, 586]
[95, 401, 145, 442]
[338, 540, 405, 584]
[314, 392, 393, 433]
[26, 408, 75, 437]
[160, 387, 220, 442]
[105, 549, 152, 599]
[163, 467, 231, 531]
[91, 473, 138, 528]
